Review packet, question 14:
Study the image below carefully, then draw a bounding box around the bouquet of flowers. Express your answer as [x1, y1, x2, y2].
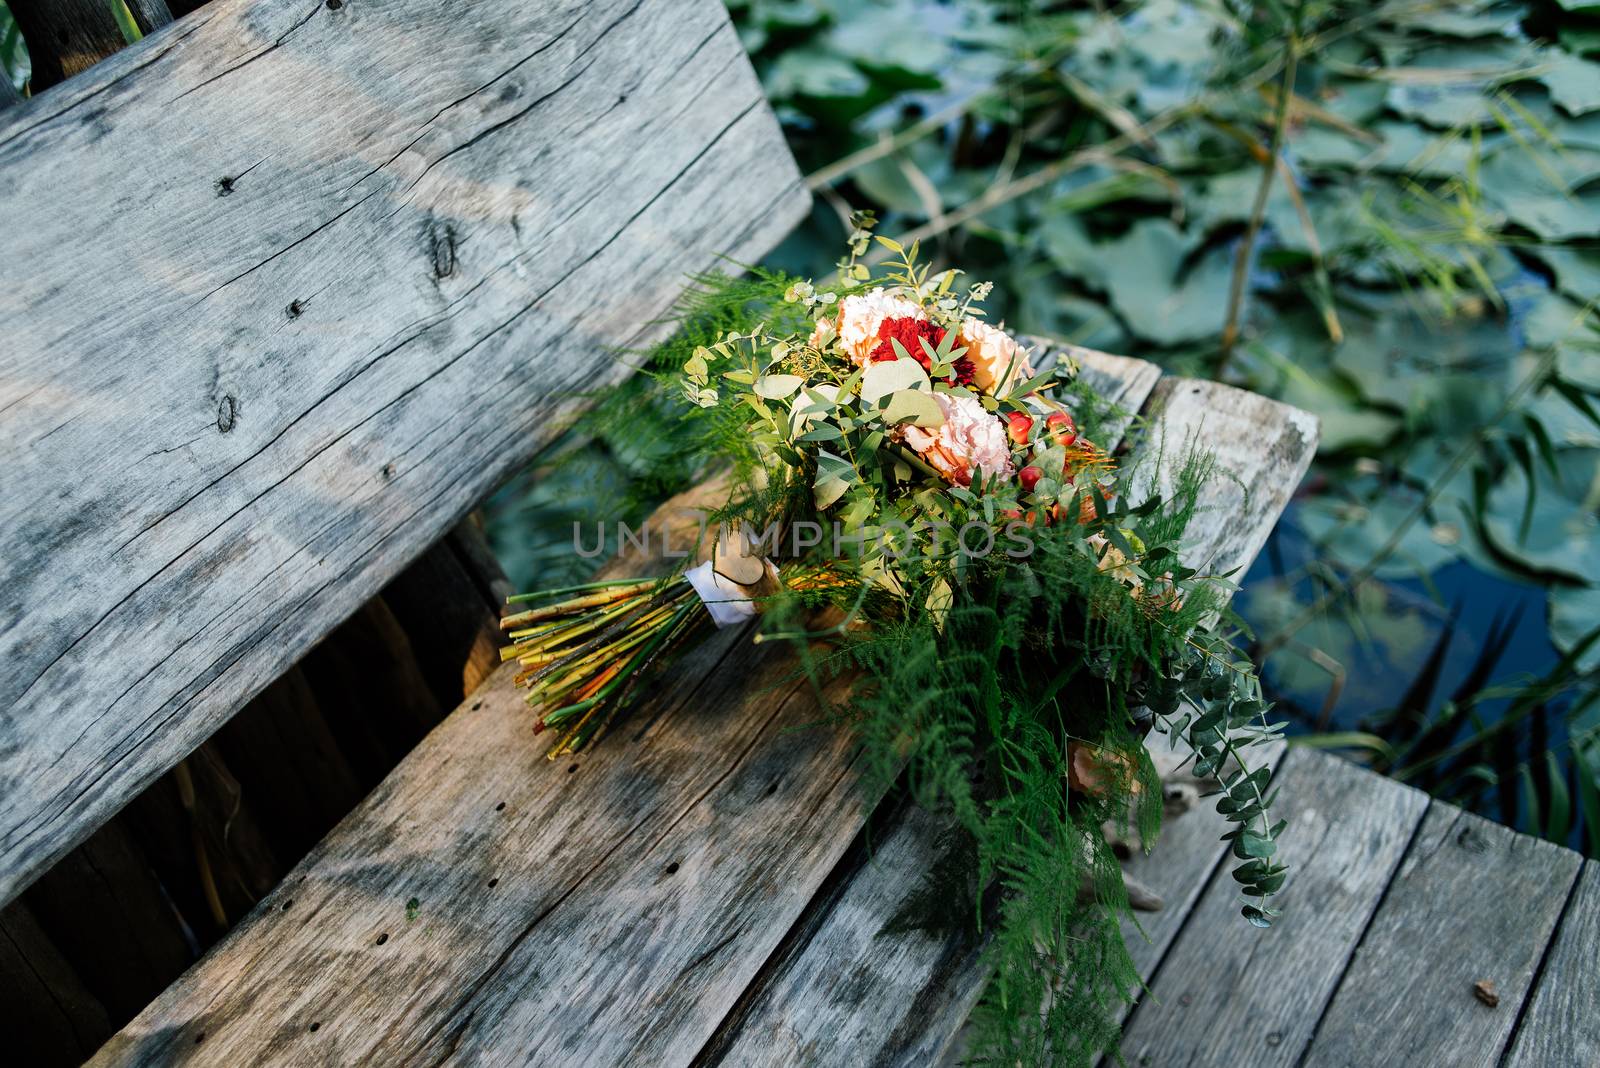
[502, 217, 1284, 1065]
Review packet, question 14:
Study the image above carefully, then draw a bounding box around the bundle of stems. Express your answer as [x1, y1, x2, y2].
[500, 576, 710, 757]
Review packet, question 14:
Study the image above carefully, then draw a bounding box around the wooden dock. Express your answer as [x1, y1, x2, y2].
[1102, 743, 1596, 1067]
[3, 0, 1595, 1061]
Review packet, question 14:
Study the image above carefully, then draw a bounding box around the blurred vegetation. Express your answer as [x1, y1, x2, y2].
[490, 0, 1600, 855]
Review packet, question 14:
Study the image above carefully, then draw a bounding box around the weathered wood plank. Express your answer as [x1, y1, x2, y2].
[1299, 803, 1583, 1068]
[1503, 859, 1600, 1068]
[1119, 748, 1430, 1068]
[90, 638, 870, 1065]
[0, 0, 807, 908]
[709, 365, 1318, 1067]
[1126, 377, 1320, 581]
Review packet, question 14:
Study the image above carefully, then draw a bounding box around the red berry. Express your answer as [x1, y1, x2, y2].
[1018, 465, 1043, 492]
[1006, 411, 1034, 445]
[1046, 410, 1077, 447]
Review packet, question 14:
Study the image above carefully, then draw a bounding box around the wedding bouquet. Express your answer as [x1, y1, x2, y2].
[502, 218, 1284, 1065]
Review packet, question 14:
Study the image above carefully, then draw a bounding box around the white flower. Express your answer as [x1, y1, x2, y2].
[826, 288, 926, 364]
[903, 392, 1015, 486]
[958, 318, 1033, 395]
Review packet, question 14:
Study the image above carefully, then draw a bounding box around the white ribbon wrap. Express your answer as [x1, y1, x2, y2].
[683, 558, 780, 628]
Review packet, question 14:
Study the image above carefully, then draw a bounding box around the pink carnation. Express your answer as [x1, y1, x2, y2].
[903, 393, 1015, 487]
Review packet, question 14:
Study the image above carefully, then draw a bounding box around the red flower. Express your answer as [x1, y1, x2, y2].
[869, 316, 976, 386]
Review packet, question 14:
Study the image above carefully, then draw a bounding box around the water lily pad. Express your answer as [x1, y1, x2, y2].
[766, 48, 870, 99]
[1538, 51, 1600, 116]
[1558, 345, 1600, 391]
[1093, 220, 1232, 345]
[1297, 493, 1462, 579]
[1527, 387, 1600, 447]
[1482, 449, 1600, 580]
[1518, 290, 1593, 349]
[1532, 245, 1600, 303]
[1549, 584, 1600, 673]
[1479, 145, 1600, 239]
[1385, 41, 1541, 128]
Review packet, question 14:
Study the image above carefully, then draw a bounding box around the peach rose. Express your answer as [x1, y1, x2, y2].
[958, 317, 1034, 395]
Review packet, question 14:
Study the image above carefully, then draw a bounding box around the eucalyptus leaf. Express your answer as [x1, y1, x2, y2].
[813, 449, 856, 510]
[882, 388, 945, 427]
[861, 356, 932, 404]
[754, 374, 805, 400]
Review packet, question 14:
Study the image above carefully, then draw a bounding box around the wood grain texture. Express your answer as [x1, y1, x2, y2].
[0, 0, 807, 909]
[1299, 802, 1583, 1068]
[1120, 748, 1430, 1068]
[1503, 859, 1600, 1068]
[1125, 377, 1319, 581]
[711, 355, 1318, 1068]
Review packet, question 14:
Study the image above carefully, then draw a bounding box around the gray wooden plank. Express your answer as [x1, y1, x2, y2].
[1503, 859, 1600, 1068]
[1125, 377, 1321, 582]
[1299, 803, 1583, 1068]
[0, 0, 807, 909]
[708, 369, 1318, 1067]
[1119, 748, 1431, 1068]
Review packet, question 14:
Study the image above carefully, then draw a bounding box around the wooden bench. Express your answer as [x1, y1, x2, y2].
[3, 1, 1596, 1065]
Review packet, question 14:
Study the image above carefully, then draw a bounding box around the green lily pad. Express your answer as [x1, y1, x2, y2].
[1520, 291, 1593, 349]
[1385, 41, 1542, 128]
[1532, 245, 1600, 304]
[1537, 51, 1600, 116]
[1482, 448, 1600, 580]
[1297, 492, 1462, 579]
[1558, 345, 1600, 391]
[1527, 387, 1600, 447]
[827, 7, 950, 76]
[765, 48, 870, 99]
[1478, 145, 1600, 239]
[1549, 584, 1600, 673]
[1094, 219, 1232, 345]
